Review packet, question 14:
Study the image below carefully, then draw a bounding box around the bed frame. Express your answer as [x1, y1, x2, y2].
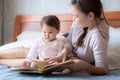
[13, 11, 120, 41]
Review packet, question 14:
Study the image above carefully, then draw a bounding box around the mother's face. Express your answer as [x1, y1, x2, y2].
[71, 6, 92, 28]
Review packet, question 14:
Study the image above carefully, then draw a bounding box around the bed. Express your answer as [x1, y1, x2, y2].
[0, 11, 120, 80]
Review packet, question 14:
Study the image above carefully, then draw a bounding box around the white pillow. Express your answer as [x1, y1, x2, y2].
[17, 31, 43, 41]
[17, 31, 64, 41]
[0, 40, 35, 51]
[107, 26, 120, 70]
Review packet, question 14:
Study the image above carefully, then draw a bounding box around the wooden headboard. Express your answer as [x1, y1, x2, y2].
[13, 11, 120, 41]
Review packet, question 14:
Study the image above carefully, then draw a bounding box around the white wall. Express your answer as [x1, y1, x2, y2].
[101, 0, 120, 11]
[3, 0, 120, 44]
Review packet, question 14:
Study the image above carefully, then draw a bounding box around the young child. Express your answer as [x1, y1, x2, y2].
[23, 15, 65, 69]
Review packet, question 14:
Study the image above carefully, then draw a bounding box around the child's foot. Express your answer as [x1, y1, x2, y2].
[62, 68, 71, 74]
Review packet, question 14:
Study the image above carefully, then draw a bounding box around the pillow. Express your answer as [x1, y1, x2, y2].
[107, 26, 120, 70]
[17, 31, 42, 41]
[17, 31, 65, 41]
[0, 40, 34, 51]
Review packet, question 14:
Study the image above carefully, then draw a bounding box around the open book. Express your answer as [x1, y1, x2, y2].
[10, 60, 74, 74]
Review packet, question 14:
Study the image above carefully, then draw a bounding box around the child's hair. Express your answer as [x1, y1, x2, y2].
[41, 15, 60, 30]
[71, 0, 107, 47]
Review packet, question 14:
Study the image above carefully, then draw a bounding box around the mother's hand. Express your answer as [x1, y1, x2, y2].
[44, 53, 67, 64]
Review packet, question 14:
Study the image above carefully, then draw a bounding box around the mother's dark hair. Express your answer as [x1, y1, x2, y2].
[71, 0, 103, 18]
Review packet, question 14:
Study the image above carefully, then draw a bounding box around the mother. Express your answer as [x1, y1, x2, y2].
[47, 0, 109, 75]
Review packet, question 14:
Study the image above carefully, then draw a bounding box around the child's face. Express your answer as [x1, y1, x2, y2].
[42, 24, 59, 42]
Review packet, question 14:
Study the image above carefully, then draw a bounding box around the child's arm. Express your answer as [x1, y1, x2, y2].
[23, 39, 39, 67]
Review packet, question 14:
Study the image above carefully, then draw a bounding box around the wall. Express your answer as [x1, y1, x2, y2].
[101, 0, 120, 11]
[3, 0, 71, 44]
[3, 0, 120, 44]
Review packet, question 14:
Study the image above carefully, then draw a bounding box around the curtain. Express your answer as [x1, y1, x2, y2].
[0, 0, 3, 46]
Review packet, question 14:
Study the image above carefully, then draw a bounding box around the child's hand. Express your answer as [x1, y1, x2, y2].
[23, 61, 31, 68]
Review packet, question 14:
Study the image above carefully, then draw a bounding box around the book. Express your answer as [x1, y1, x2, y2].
[10, 60, 74, 74]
